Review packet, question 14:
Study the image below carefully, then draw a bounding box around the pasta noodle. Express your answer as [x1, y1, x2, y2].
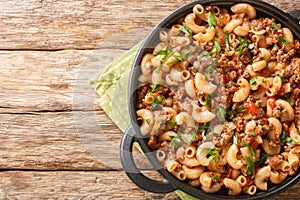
[135, 2, 300, 196]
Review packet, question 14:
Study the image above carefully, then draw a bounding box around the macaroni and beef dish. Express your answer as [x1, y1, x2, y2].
[136, 3, 300, 196]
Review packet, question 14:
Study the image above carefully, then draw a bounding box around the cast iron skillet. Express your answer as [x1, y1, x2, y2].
[120, 0, 300, 199]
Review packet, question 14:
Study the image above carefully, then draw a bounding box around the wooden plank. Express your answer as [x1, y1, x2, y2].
[0, 0, 298, 50]
[0, 170, 179, 200]
[0, 170, 299, 199]
[0, 111, 153, 170]
[0, 49, 127, 112]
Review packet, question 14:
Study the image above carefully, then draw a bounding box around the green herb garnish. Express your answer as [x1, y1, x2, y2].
[205, 66, 215, 74]
[226, 82, 233, 88]
[214, 38, 221, 53]
[240, 142, 256, 159]
[256, 154, 270, 166]
[212, 174, 220, 181]
[277, 110, 282, 118]
[281, 77, 288, 83]
[207, 11, 217, 28]
[250, 77, 258, 85]
[168, 50, 193, 65]
[208, 149, 219, 164]
[151, 83, 162, 93]
[227, 110, 236, 117]
[169, 136, 181, 147]
[180, 24, 193, 38]
[237, 107, 246, 112]
[284, 95, 295, 106]
[202, 50, 218, 56]
[205, 94, 211, 106]
[168, 119, 177, 127]
[210, 58, 218, 65]
[218, 107, 226, 120]
[271, 21, 279, 30]
[224, 31, 230, 51]
[196, 123, 210, 132]
[236, 38, 249, 52]
[248, 43, 254, 50]
[145, 119, 151, 124]
[245, 156, 256, 179]
[182, 134, 198, 144]
[280, 131, 299, 145]
[240, 133, 247, 137]
[151, 97, 162, 108]
[202, 131, 213, 142]
[279, 36, 291, 44]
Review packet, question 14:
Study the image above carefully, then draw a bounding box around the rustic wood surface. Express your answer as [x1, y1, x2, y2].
[1, 0, 300, 199]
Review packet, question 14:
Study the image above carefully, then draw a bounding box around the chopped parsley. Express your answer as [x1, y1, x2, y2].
[169, 136, 181, 147]
[237, 107, 246, 112]
[145, 119, 151, 124]
[227, 110, 236, 117]
[207, 11, 217, 28]
[226, 82, 233, 88]
[249, 77, 258, 85]
[210, 58, 218, 65]
[245, 156, 256, 179]
[202, 50, 217, 56]
[195, 123, 210, 132]
[255, 154, 270, 166]
[280, 77, 288, 83]
[240, 133, 247, 137]
[168, 119, 177, 127]
[155, 62, 162, 73]
[284, 95, 295, 106]
[168, 50, 193, 65]
[205, 66, 215, 74]
[202, 131, 213, 142]
[224, 31, 230, 51]
[280, 131, 299, 145]
[277, 110, 282, 118]
[218, 107, 226, 120]
[236, 38, 249, 52]
[154, 49, 169, 56]
[205, 94, 211, 106]
[212, 174, 220, 181]
[151, 83, 162, 93]
[248, 43, 255, 50]
[214, 38, 221, 53]
[180, 24, 193, 38]
[271, 21, 279, 30]
[279, 36, 290, 44]
[182, 134, 198, 144]
[207, 149, 219, 164]
[240, 142, 256, 159]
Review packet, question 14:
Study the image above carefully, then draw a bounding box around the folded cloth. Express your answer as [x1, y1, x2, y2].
[90, 43, 198, 200]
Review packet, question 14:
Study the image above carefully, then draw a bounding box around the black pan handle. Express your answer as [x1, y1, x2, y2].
[120, 125, 177, 193]
[288, 10, 300, 22]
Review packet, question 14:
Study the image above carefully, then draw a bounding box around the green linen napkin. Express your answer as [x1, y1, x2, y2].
[90, 43, 198, 200]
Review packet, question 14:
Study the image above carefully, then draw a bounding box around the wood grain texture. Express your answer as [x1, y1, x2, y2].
[0, 170, 299, 200]
[0, 49, 127, 112]
[0, 111, 153, 170]
[0, 170, 179, 200]
[0, 0, 298, 50]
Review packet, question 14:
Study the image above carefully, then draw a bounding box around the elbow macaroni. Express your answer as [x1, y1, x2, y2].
[135, 2, 300, 197]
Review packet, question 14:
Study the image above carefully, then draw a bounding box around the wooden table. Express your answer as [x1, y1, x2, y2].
[0, 0, 299, 199]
